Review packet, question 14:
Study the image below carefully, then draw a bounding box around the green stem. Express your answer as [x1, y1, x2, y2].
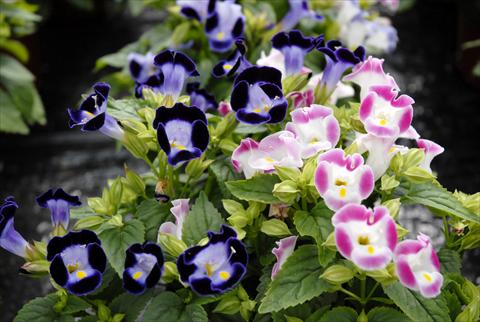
[204, 174, 214, 197]
[338, 287, 362, 302]
[167, 165, 175, 196]
[180, 178, 192, 198]
[443, 216, 450, 241]
[301, 197, 307, 211]
[145, 158, 161, 179]
[365, 282, 380, 303]
[360, 272, 367, 306]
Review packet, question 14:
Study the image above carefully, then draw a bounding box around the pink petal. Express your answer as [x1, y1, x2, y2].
[271, 236, 298, 279]
[358, 166, 375, 198]
[396, 257, 417, 289]
[325, 115, 341, 146]
[335, 226, 353, 258]
[332, 204, 369, 226]
[418, 272, 443, 298]
[351, 246, 392, 270]
[314, 162, 330, 194]
[359, 93, 375, 121]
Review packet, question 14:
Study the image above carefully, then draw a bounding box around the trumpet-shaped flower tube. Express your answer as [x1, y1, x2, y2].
[232, 131, 303, 178]
[416, 139, 444, 174]
[128, 52, 164, 98]
[271, 30, 315, 75]
[314, 149, 374, 211]
[159, 199, 190, 240]
[205, 0, 245, 53]
[307, 73, 355, 105]
[212, 39, 251, 78]
[68, 83, 124, 140]
[230, 66, 287, 124]
[186, 82, 218, 113]
[153, 103, 209, 166]
[343, 56, 399, 100]
[0, 197, 29, 258]
[394, 234, 443, 298]
[332, 204, 397, 270]
[36, 188, 81, 231]
[123, 242, 164, 294]
[153, 50, 199, 100]
[286, 105, 340, 158]
[47, 230, 106, 296]
[359, 86, 414, 138]
[177, 225, 248, 295]
[271, 236, 297, 279]
[177, 0, 211, 21]
[280, 0, 323, 31]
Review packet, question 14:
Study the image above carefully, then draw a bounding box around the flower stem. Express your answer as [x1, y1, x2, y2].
[443, 216, 450, 241]
[360, 271, 366, 306]
[338, 287, 362, 302]
[365, 282, 380, 303]
[145, 158, 161, 179]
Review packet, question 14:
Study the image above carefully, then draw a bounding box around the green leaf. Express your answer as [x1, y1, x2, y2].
[319, 307, 358, 322]
[383, 281, 451, 322]
[293, 202, 333, 244]
[109, 291, 154, 322]
[99, 219, 145, 276]
[367, 307, 412, 322]
[14, 294, 59, 322]
[0, 53, 34, 83]
[399, 182, 480, 224]
[209, 158, 243, 198]
[258, 245, 329, 313]
[142, 292, 208, 322]
[61, 296, 90, 315]
[182, 191, 224, 245]
[226, 174, 281, 204]
[437, 248, 461, 274]
[0, 39, 29, 62]
[136, 199, 171, 241]
[179, 304, 208, 322]
[0, 89, 29, 134]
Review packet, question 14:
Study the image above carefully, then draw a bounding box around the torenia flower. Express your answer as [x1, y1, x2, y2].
[177, 225, 248, 295]
[47, 230, 106, 296]
[271, 30, 315, 76]
[332, 204, 397, 270]
[177, 0, 210, 21]
[416, 139, 444, 174]
[280, 0, 323, 31]
[186, 82, 218, 113]
[68, 83, 124, 140]
[314, 149, 374, 211]
[205, 0, 245, 53]
[123, 242, 164, 294]
[36, 189, 81, 233]
[153, 50, 199, 100]
[230, 66, 287, 124]
[153, 103, 209, 166]
[0, 197, 29, 258]
[232, 131, 303, 179]
[159, 199, 190, 240]
[128, 52, 163, 98]
[287, 89, 314, 109]
[256, 48, 288, 76]
[343, 56, 398, 100]
[286, 105, 340, 159]
[212, 38, 251, 78]
[271, 236, 297, 279]
[359, 86, 414, 138]
[307, 73, 355, 105]
[394, 234, 443, 298]
[218, 101, 232, 116]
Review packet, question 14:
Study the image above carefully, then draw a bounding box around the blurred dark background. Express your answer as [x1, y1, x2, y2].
[0, 0, 479, 320]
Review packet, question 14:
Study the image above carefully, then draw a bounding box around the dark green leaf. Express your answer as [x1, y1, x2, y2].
[319, 307, 358, 322]
[226, 174, 281, 204]
[142, 292, 207, 322]
[209, 158, 242, 199]
[109, 290, 154, 322]
[437, 248, 461, 274]
[0, 89, 29, 134]
[0, 53, 34, 83]
[179, 304, 208, 322]
[61, 296, 90, 315]
[14, 294, 59, 322]
[136, 199, 172, 241]
[367, 307, 412, 322]
[293, 202, 333, 243]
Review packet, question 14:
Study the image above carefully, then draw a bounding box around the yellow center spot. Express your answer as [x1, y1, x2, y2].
[335, 179, 347, 186]
[264, 157, 275, 163]
[423, 272, 432, 282]
[171, 142, 186, 150]
[253, 108, 261, 113]
[219, 271, 230, 280]
[263, 105, 270, 112]
[217, 32, 225, 40]
[339, 187, 347, 198]
[205, 263, 214, 277]
[224, 64, 233, 70]
[76, 270, 87, 280]
[358, 236, 370, 245]
[388, 147, 396, 153]
[310, 138, 318, 144]
[133, 271, 143, 280]
[367, 245, 375, 254]
[379, 119, 387, 126]
[67, 263, 79, 273]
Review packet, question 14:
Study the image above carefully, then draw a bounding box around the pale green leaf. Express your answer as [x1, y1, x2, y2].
[226, 174, 281, 204]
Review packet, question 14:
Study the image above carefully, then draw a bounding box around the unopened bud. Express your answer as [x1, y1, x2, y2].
[320, 265, 354, 284]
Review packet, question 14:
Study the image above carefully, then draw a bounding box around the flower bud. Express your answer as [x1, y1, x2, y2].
[158, 233, 187, 257]
[273, 180, 299, 204]
[260, 219, 291, 237]
[382, 198, 401, 219]
[403, 166, 436, 183]
[213, 297, 241, 315]
[73, 216, 105, 230]
[320, 264, 354, 284]
[161, 261, 179, 284]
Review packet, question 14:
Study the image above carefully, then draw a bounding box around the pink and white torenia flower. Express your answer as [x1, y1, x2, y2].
[343, 56, 399, 100]
[271, 236, 297, 279]
[314, 149, 374, 211]
[231, 131, 303, 179]
[417, 139, 444, 174]
[286, 105, 340, 159]
[158, 199, 190, 240]
[359, 85, 413, 138]
[332, 204, 397, 271]
[394, 233, 443, 298]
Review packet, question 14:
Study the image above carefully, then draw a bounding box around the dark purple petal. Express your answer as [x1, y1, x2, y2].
[268, 100, 288, 124]
[236, 109, 271, 124]
[211, 262, 246, 292]
[190, 277, 217, 295]
[228, 238, 248, 265]
[207, 225, 237, 244]
[78, 95, 97, 113]
[47, 230, 101, 261]
[177, 252, 198, 282]
[36, 188, 80, 208]
[234, 66, 282, 88]
[230, 80, 249, 111]
[123, 270, 146, 294]
[153, 50, 174, 66]
[88, 243, 107, 273]
[82, 113, 106, 131]
[155, 123, 171, 156]
[231, 18, 244, 38]
[93, 82, 110, 99]
[154, 103, 207, 128]
[191, 120, 209, 151]
[66, 270, 102, 296]
[145, 264, 161, 288]
[180, 7, 201, 21]
[205, 12, 219, 33]
[168, 148, 203, 166]
[174, 51, 199, 76]
[50, 255, 68, 286]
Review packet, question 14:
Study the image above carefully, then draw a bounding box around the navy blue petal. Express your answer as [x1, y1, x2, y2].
[79, 95, 96, 113]
[230, 80, 249, 111]
[53, 189, 81, 206]
[123, 270, 146, 294]
[0, 197, 18, 232]
[145, 264, 161, 288]
[268, 100, 288, 124]
[354, 46, 366, 61]
[337, 47, 360, 64]
[228, 238, 248, 265]
[317, 47, 337, 62]
[177, 252, 198, 283]
[49, 255, 68, 287]
[153, 50, 174, 66]
[180, 7, 201, 21]
[155, 123, 171, 157]
[88, 243, 107, 273]
[82, 113, 106, 131]
[211, 262, 246, 292]
[209, 39, 234, 52]
[236, 109, 271, 124]
[93, 82, 110, 99]
[190, 277, 217, 295]
[35, 189, 54, 207]
[207, 225, 237, 244]
[234, 66, 282, 88]
[129, 59, 142, 80]
[205, 12, 218, 33]
[191, 120, 209, 151]
[168, 148, 202, 166]
[67, 270, 102, 296]
[47, 230, 101, 261]
[186, 82, 200, 94]
[289, 30, 314, 50]
[231, 18, 244, 38]
[173, 51, 199, 76]
[142, 242, 164, 265]
[154, 103, 207, 127]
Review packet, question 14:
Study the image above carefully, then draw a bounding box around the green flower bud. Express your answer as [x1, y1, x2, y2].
[365, 268, 393, 283]
[260, 219, 291, 237]
[21, 260, 50, 276]
[222, 199, 245, 216]
[122, 132, 149, 159]
[73, 216, 105, 231]
[275, 166, 301, 182]
[402, 148, 425, 169]
[161, 261, 179, 284]
[282, 73, 311, 93]
[213, 297, 241, 315]
[380, 174, 400, 192]
[396, 224, 409, 239]
[382, 198, 401, 219]
[107, 214, 123, 227]
[112, 313, 125, 322]
[403, 166, 436, 183]
[273, 180, 299, 204]
[320, 264, 355, 284]
[158, 233, 187, 257]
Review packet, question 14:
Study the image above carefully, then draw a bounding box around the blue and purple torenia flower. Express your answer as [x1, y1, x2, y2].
[177, 225, 247, 295]
[212, 38, 251, 78]
[36, 188, 81, 232]
[205, 0, 245, 53]
[68, 83, 124, 140]
[316, 38, 365, 101]
[280, 0, 323, 31]
[0, 197, 29, 258]
[177, 0, 212, 22]
[153, 50, 199, 100]
[271, 30, 315, 76]
[128, 52, 164, 98]
[47, 230, 106, 296]
[123, 242, 164, 294]
[186, 82, 218, 113]
[153, 103, 209, 166]
[230, 66, 288, 124]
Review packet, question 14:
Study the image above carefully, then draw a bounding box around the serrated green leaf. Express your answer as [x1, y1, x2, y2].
[99, 219, 145, 276]
[179, 304, 208, 322]
[14, 294, 59, 322]
[182, 191, 224, 245]
[210, 158, 243, 198]
[293, 202, 333, 244]
[258, 245, 329, 313]
[226, 174, 281, 204]
[142, 292, 207, 322]
[367, 307, 412, 322]
[136, 199, 171, 241]
[0, 89, 29, 134]
[0, 53, 34, 83]
[319, 307, 358, 322]
[383, 281, 451, 322]
[437, 248, 461, 274]
[61, 295, 90, 315]
[109, 291, 154, 322]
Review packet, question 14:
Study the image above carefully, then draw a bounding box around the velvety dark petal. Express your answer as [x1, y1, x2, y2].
[230, 80, 249, 111]
[35, 189, 54, 208]
[272, 32, 290, 49]
[207, 0, 216, 13]
[211, 262, 246, 292]
[190, 277, 217, 295]
[314, 35, 325, 48]
[53, 189, 81, 206]
[326, 40, 342, 51]
[260, 83, 284, 100]
[145, 264, 161, 288]
[124, 247, 138, 269]
[47, 230, 101, 261]
[354, 46, 366, 61]
[191, 120, 209, 152]
[235, 38, 247, 55]
[174, 51, 199, 76]
[289, 30, 314, 50]
[207, 225, 237, 244]
[129, 59, 142, 79]
[236, 109, 271, 124]
[49, 255, 68, 287]
[67, 270, 102, 296]
[88, 243, 107, 273]
[177, 253, 198, 282]
[154, 104, 207, 126]
[79, 95, 96, 113]
[143, 242, 164, 266]
[228, 238, 248, 265]
[82, 113, 106, 131]
[317, 47, 337, 62]
[209, 39, 234, 52]
[67, 109, 85, 127]
[154, 50, 174, 67]
[205, 12, 218, 33]
[231, 18, 244, 38]
[212, 60, 228, 77]
[186, 82, 200, 94]
[123, 270, 146, 294]
[168, 148, 202, 166]
[268, 99, 288, 124]
[336, 48, 359, 64]
[145, 73, 164, 87]
[155, 123, 171, 156]
[180, 7, 201, 21]
[234, 66, 282, 88]
[93, 82, 110, 99]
